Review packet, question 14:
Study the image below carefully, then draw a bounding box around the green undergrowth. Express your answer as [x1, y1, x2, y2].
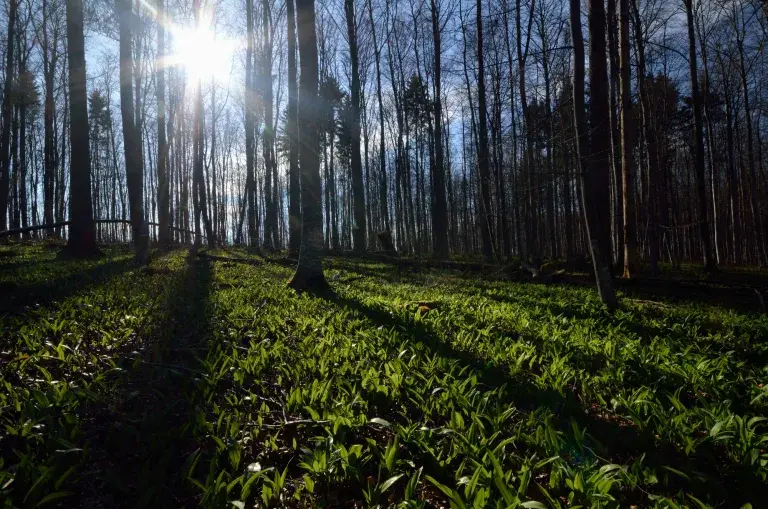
[1, 243, 767, 508]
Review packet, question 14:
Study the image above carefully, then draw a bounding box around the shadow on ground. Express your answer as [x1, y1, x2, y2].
[0, 255, 136, 313]
[80, 251, 214, 508]
[325, 286, 767, 508]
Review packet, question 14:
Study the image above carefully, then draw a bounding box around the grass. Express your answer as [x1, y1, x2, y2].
[1, 242, 767, 508]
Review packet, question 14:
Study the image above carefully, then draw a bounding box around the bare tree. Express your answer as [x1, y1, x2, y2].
[684, 0, 716, 271]
[0, 0, 18, 231]
[290, 0, 328, 291]
[287, 0, 301, 256]
[344, 0, 366, 251]
[64, 0, 97, 256]
[571, 0, 618, 309]
[118, 0, 149, 263]
[619, 0, 638, 277]
[156, 0, 169, 247]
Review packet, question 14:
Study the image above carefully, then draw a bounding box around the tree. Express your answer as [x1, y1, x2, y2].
[41, 0, 62, 238]
[262, 0, 278, 251]
[517, 0, 538, 264]
[476, 0, 494, 261]
[156, 0, 170, 247]
[619, 0, 638, 277]
[344, 0, 367, 252]
[290, 0, 328, 291]
[118, 0, 149, 263]
[287, 0, 301, 256]
[367, 0, 390, 240]
[245, 0, 258, 247]
[571, 0, 618, 309]
[64, 0, 98, 256]
[684, 0, 716, 271]
[430, 0, 448, 258]
[0, 0, 18, 231]
[192, 0, 214, 247]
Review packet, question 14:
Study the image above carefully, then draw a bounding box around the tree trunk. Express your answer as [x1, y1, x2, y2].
[476, 0, 494, 262]
[619, 0, 638, 277]
[368, 0, 390, 240]
[118, 0, 149, 263]
[516, 0, 538, 264]
[245, 0, 258, 247]
[684, 0, 716, 271]
[0, 0, 18, 231]
[156, 0, 170, 247]
[287, 0, 301, 256]
[65, 0, 98, 256]
[430, 0, 448, 258]
[572, 0, 618, 310]
[290, 0, 327, 291]
[344, 0, 367, 252]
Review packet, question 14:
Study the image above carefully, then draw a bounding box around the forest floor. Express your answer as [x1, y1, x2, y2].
[1, 242, 767, 508]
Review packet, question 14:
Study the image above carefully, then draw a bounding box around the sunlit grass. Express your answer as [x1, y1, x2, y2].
[1, 244, 767, 507]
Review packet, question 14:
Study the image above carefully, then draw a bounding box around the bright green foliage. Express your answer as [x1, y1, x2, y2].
[1, 244, 767, 507]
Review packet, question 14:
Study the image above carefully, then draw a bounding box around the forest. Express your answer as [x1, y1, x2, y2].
[1, 0, 768, 506]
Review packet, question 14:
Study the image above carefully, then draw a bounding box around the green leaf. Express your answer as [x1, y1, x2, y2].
[36, 491, 73, 507]
[521, 502, 548, 509]
[369, 417, 392, 427]
[379, 474, 404, 493]
[662, 466, 691, 481]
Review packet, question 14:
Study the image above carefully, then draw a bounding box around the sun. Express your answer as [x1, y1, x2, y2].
[168, 23, 236, 84]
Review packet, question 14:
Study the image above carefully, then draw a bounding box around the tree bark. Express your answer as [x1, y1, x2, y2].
[290, 0, 327, 291]
[0, 0, 18, 231]
[118, 0, 149, 263]
[476, 0, 494, 262]
[65, 0, 98, 256]
[572, 0, 618, 309]
[344, 0, 367, 252]
[368, 0, 390, 240]
[684, 0, 716, 271]
[287, 0, 301, 256]
[429, 0, 448, 258]
[619, 0, 638, 277]
[156, 0, 170, 247]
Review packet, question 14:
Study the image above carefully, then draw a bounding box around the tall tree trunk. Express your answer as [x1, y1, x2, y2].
[516, 0, 538, 263]
[191, 1, 213, 247]
[290, 0, 327, 291]
[42, 0, 58, 237]
[607, 0, 623, 267]
[287, 0, 301, 256]
[697, 19, 721, 264]
[368, 0, 389, 238]
[736, 22, 764, 265]
[118, 0, 149, 263]
[475, 0, 494, 261]
[156, 0, 170, 247]
[684, 0, 715, 271]
[344, 0, 366, 252]
[65, 0, 97, 255]
[263, 0, 278, 250]
[572, 0, 617, 309]
[245, 0, 257, 247]
[0, 0, 18, 231]
[631, 0, 659, 272]
[430, 0, 448, 258]
[619, 0, 638, 277]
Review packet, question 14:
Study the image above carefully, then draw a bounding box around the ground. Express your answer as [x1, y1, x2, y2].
[1, 242, 767, 508]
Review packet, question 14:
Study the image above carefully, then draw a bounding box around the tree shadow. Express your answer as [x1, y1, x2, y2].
[0, 256, 136, 314]
[80, 251, 214, 508]
[326, 287, 768, 508]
